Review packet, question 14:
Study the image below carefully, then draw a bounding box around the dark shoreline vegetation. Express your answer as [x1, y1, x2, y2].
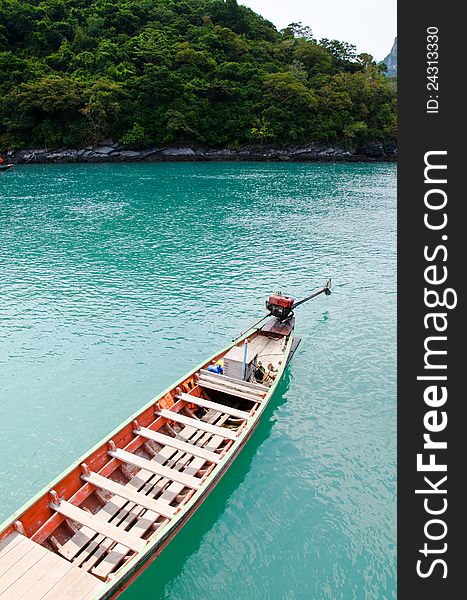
[0, 0, 397, 156]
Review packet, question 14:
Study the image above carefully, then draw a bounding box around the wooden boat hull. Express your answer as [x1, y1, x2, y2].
[0, 321, 297, 599]
[101, 332, 295, 600]
[0, 164, 14, 172]
[110, 400, 276, 599]
[111, 356, 295, 599]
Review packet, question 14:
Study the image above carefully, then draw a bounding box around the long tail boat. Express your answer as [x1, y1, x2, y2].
[0, 282, 331, 600]
[0, 164, 14, 172]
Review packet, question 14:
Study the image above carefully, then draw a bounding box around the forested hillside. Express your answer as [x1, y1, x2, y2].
[0, 0, 397, 150]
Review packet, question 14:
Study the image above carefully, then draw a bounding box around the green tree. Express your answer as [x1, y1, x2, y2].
[82, 80, 125, 142]
[294, 40, 333, 77]
[283, 22, 314, 41]
[121, 123, 150, 148]
[0, 0, 397, 149]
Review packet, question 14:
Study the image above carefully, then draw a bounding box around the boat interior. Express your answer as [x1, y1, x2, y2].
[0, 321, 294, 599]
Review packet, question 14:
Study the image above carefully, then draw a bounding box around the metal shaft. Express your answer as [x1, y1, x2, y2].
[292, 279, 332, 309]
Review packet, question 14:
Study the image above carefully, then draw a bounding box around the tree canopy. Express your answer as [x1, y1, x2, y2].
[0, 0, 396, 149]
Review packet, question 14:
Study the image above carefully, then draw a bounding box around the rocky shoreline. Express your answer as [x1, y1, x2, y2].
[7, 141, 396, 164]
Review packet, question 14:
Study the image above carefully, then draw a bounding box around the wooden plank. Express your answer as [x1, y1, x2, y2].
[109, 448, 202, 491]
[176, 393, 251, 420]
[58, 496, 124, 562]
[30, 410, 170, 548]
[73, 454, 184, 569]
[59, 418, 206, 564]
[0, 533, 21, 557]
[58, 463, 162, 563]
[92, 410, 230, 580]
[199, 369, 268, 392]
[30, 413, 159, 547]
[158, 434, 224, 504]
[261, 316, 295, 336]
[91, 459, 192, 578]
[82, 472, 177, 519]
[50, 501, 146, 553]
[198, 374, 266, 398]
[72, 497, 149, 571]
[39, 566, 101, 600]
[81, 583, 106, 600]
[0, 541, 45, 594]
[0, 550, 61, 600]
[196, 379, 264, 403]
[0, 537, 34, 579]
[198, 370, 266, 394]
[58, 404, 215, 568]
[156, 408, 238, 440]
[136, 427, 222, 464]
[17, 557, 72, 600]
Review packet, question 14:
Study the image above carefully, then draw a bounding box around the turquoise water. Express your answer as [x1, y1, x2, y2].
[0, 162, 396, 599]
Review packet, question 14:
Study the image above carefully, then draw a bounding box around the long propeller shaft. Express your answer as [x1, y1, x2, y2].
[292, 279, 332, 309]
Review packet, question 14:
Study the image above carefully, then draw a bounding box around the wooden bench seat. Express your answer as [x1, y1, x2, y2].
[196, 379, 264, 403]
[108, 448, 201, 490]
[135, 427, 222, 464]
[176, 392, 251, 420]
[199, 369, 269, 392]
[50, 500, 146, 553]
[81, 471, 177, 519]
[156, 408, 238, 441]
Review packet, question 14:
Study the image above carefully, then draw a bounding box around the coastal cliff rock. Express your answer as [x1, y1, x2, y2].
[382, 38, 397, 77]
[9, 142, 396, 164]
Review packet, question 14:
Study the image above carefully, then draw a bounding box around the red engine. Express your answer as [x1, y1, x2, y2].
[265, 293, 295, 320]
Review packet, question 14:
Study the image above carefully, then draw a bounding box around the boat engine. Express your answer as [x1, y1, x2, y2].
[265, 293, 295, 321]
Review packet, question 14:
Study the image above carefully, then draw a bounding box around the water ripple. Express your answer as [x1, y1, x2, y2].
[0, 162, 396, 599]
